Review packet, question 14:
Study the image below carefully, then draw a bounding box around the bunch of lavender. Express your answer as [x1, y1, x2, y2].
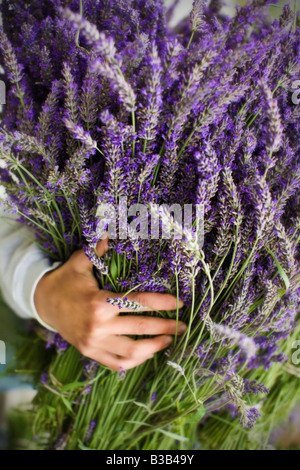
[0, 0, 299, 450]
[198, 320, 300, 450]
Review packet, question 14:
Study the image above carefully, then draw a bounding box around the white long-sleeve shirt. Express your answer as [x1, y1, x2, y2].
[0, 207, 61, 331]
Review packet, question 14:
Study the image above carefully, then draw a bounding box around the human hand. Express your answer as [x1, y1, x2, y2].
[34, 238, 186, 371]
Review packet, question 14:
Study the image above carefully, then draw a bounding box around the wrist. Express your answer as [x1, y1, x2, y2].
[34, 267, 60, 331]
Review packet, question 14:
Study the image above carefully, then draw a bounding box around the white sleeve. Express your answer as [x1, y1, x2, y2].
[0, 206, 62, 332]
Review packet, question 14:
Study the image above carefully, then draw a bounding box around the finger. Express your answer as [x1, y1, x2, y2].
[92, 350, 154, 372]
[96, 234, 110, 257]
[100, 334, 173, 359]
[72, 234, 109, 272]
[101, 316, 187, 336]
[127, 292, 184, 310]
[100, 291, 184, 315]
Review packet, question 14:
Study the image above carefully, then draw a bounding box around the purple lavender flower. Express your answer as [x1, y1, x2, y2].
[46, 332, 69, 355]
[41, 372, 48, 385]
[244, 380, 269, 396]
[64, 119, 98, 153]
[83, 360, 99, 381]
[83, 244, 109, 275]
[240, 407, 261, 429]
[82, 385, 93, 396]
[119, 367, 126, 380]
[53, 434, 68, 451]
[61, 8, 117, 62]
[91, 59, 136, 112]
[85, 421, 97, 443]
[259, 80, 283, 155]
[0, 0, 299, 443]
[107, 296, 145, 311]
[208, 322, 258, 362]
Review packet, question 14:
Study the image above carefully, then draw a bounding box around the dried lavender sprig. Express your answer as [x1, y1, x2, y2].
[85, 421, 96, 443]
[208, 321, 258, 362]
[166, 360, 185, 375]
[106, 296, 145, 311]
[83, 244, 108, 276]
[116, 275, 171, 291]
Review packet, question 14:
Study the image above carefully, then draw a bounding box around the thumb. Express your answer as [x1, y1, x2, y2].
[73, 234, 109, 273]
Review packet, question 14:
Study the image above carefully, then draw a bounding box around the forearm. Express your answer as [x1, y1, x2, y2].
[0, 207, 61, 330]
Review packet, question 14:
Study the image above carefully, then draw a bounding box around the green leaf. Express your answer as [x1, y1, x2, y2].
[77, 440, 94, 450]
[278, 288, 286, 298]
[46, 405, 57, 414]
[61, 396, 74, 415]
[125, 420, 150, 427]
[133, 401, 151, 412]
[61, 381, 87, 392]
[248, 297, 264, 315]
[125, 421, 188, 442]
[115, 399, 136, 405]
[267, 247, 290, 293]
[110, 258, 118, 280]
[185, 406, 206, 423]
[156, 428, 188, 442]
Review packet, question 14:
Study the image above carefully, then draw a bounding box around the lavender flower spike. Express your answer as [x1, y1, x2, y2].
[61, 8, 116, 62]
[240, 407, 261, 430]
[1, 0, 300, 445]
[91, 60, 136, 112]
[167, 360, 185, 375]
[85, 421, 97, 443]
[107, 297, 145, 311]
[259, 80, 283, 154]
[84, 245, 109, 276]
[211, 323, 258, 362]
[64, 118, 98, 152]
[191, 0, 207, 33]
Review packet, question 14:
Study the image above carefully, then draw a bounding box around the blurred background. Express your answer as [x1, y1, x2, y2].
[0, 0, 299, 450]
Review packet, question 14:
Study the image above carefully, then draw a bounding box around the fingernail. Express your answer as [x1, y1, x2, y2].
[178, 323, 187, 334]
[178, 299, 184, 308]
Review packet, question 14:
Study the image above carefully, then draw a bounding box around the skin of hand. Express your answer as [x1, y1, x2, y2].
[34, 237, 187, 371]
